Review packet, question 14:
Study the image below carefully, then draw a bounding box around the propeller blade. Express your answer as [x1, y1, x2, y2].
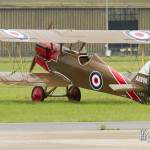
[29, 57, 36, 72]
[48, 22, 53, 29]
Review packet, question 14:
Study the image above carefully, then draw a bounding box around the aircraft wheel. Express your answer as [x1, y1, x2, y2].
[31, 86, 45, 102]
[67, 86, 81, 102]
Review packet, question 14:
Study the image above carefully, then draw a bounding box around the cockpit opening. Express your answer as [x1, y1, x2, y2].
[78, 55, 91, 65]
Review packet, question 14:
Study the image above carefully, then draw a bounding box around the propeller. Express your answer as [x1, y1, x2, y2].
[48, 22, 53, 30]
[29, 57, 36, 72]
[29, 22, 55, 72]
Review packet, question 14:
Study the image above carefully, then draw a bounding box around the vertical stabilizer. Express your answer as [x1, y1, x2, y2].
[132, 61, 150, 87]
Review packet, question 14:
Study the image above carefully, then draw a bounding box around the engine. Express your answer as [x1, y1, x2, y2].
[34, 42, 60, 71]
[35, 42, 60, 61]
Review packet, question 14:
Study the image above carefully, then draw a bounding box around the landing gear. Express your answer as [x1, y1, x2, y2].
[31, 86, 81, 102]
[67, 86, 81, 102]
[31, 86, 45, 102]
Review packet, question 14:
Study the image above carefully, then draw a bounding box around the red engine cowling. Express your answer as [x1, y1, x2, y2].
[35, 42, 60, 61]
[34, 42, 60, 71]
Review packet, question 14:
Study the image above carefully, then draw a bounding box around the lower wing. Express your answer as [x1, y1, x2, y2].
[0, 72, 71, 87]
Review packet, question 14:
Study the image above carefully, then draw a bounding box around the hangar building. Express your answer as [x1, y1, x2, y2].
[0, 0, 149, 56]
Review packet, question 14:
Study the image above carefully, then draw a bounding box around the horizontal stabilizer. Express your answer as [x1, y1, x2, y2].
[109, 84, 142, 92]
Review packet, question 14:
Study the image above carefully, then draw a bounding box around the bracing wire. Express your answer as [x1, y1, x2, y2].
[135, 45, 140, 72]
[17, 43, 24, 73]
[5, 43, 16, 74]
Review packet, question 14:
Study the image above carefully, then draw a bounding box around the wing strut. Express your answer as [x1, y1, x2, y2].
[69, 43, 73, 50]
[79, 43, 86, 53]
[60, 43, 63, 56]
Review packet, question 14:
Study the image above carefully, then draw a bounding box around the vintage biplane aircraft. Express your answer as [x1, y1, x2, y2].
[0, 29, 150, 104]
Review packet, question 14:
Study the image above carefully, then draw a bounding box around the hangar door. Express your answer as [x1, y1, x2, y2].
[108, 8, 138, 53]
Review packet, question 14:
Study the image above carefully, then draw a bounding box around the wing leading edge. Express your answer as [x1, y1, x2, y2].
[0, 72, 71, 87]
[0, 29, 150, 44]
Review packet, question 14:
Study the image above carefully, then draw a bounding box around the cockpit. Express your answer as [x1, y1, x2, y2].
[78, 55, 91, 65]
[62, 46, 91, 65]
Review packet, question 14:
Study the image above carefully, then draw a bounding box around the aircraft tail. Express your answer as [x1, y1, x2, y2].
[130, 61, 150, 104]
[132, 61, 150, 90]
[109, 62, 150, 104]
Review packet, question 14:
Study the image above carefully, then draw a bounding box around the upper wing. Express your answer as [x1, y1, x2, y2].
[0, 72, 71, 87]
[0, 29, 150, 44]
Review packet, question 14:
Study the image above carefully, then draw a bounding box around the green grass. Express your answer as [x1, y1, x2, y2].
[0, 56, 150, 122]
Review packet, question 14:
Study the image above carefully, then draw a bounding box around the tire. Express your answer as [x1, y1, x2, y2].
[67, 86, 81, 102]
[31, 86, 45, 102]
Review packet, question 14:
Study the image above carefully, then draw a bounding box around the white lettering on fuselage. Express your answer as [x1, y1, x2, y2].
[136, 76, 148, 84]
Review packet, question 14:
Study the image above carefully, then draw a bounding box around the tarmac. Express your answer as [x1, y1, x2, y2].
[0, 121, 150, 131]
[0, 122, 150, 150]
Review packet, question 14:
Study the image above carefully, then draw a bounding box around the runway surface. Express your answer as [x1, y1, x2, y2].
[0, 130, 149, 150]
[0, 122, 149, 150]
[0, 121, 150, 131]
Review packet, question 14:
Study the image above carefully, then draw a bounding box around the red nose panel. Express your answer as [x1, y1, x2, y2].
[35, 43, 60, 61]
[35, 56, 49, 71]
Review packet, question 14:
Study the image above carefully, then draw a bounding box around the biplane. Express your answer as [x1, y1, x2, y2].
[0, 29, 150, 104]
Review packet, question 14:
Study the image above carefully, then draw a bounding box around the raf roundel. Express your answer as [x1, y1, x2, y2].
[3, 30, 29, 40]
[89, 71, 103, 90]
[126, 31, 150, 41]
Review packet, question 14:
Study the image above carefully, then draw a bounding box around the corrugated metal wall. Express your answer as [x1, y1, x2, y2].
[139, 8, 150, 54]
[0, 8, 106, 56]
[0, 7, 150, 56]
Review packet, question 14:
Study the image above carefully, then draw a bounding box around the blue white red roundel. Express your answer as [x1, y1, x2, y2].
[3, 30, 29, 40]
[126, 31, 150, 41]
[89, 71, 103, 90]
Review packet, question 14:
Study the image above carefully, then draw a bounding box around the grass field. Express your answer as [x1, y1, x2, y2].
[0, 56, 150, 122]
